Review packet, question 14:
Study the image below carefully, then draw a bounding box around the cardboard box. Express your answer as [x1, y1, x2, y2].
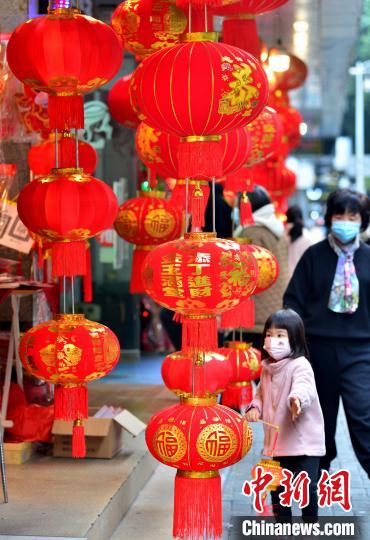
[4, 441, 34, 464]
[52, 407, 146, 459]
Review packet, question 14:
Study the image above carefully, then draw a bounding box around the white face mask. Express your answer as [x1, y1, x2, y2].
[263, 336, 291, 360]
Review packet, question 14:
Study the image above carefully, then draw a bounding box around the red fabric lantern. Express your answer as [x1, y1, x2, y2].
[256, 159, 297, 200]
[146, 397, 253, 539]
[17, 168, 118, 278]
[130, 35, 268, 178]
[245, 106, 282, 165]
[19, 314, 120, 457]
[112, 0, 187, 60]
[220, 341, 261, 410]
[142, 232, 258, 351]
[114, 191, 183, 294]
[162, 350, 232, 397]
[28, 134, 98, 175]
[108, 74, 140, 129]
[273, 53, 308, 91]
[279, 106, 303, 150]
[7, 7, 122, 130]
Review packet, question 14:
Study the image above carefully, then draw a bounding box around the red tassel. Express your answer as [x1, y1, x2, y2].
[190, 182, 207, 230]
[220, 298, 255, 329]
[83, 244, 93, 302]
[48, 95, 84, 131]
[221, 382, 253, 411]
[173, 471, 222, 540]
[59, 133, 77, 169]
[54, 385, 88, 421]
[240, 193, 254, 226]
[178, 139, 223, 179]
[222, 18, 261, 59]
[169, 181, 210, 216]
[148, 167, 158, 189]
[182, 316, 218, 352]
[130, 247, 152, 294]
[51, 241, 87, 277]
[72, 418, 86, 459]
[173, 312, 183, 323]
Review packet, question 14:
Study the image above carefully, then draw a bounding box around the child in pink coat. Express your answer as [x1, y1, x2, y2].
[246, 308, 325, 520]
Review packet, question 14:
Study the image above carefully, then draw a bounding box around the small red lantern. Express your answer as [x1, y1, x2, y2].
[279, 106, 303, 149]
[17, 168, 118, 277]
[28, 133, 98, 175]
[245, 106, 282, 165]
[108, 74, 140, 129]
[146, 397, 253, 539]
[111, 0, 187, 60]
[162, 350, 232, 397]
[7, 6, 122, 130]
[19, 313, 120, 457]
[273, 53, 308, 91]
[256, 159, 297, 200]
[114, 191, 183, 293]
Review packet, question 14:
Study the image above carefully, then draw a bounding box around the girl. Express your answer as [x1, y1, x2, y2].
[246, 308, 325, 520]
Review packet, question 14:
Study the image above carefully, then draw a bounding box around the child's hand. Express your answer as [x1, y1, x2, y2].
[245, 407, 260, 422]
[290, 397, 301, 420]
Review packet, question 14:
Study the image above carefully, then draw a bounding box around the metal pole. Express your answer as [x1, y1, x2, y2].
[355, 62, 366, 194]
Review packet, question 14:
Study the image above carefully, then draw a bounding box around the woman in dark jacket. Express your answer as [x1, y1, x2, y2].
[283, 189, 370, 476]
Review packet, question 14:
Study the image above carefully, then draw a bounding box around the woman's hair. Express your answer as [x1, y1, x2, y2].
[286, 205, 304, 242]
[261, 308, 309, 360]
[324, 189, 370, 231]
[248, 185, 271, 213]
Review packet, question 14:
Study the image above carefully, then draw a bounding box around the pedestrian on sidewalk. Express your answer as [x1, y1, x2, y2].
[283, 189, 370, 478]
[245, 308, 325, 520]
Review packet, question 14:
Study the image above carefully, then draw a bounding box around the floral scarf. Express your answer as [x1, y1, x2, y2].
[328, 233, 360, 314]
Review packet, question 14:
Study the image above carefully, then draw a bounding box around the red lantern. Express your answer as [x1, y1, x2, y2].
[108, 74, 140, 129]
[7, 7, 122, 130]
[142, 232, 258, 351]
[273, 53, 308, 91]
[256, 159, 297, 200]
[19, 314, 120, 457]
[130, 35, 268, 178]
[220, 341, 261, 410]
[280, 106, 303, 149]
[146, 397, 253, 539]
[245, 106, 282, 165]
[112, 0, 187, 60]
[162, 350, 232, 397]
[114, 191, 183, 293]
[28, 134, 98, 175]
[17, 168, 118, 277]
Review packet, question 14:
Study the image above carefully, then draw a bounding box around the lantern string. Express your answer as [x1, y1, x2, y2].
[63, 276, 66, 313]
[232, 329, 236, 341]
[55, 129, 59, 168]
[71, 276, 75, 314]
[239, 328, 242, 342]
[188, 4, 192, 34]
[212, 178, 216, 233]
[185, 177, 189, 233]
[75, 128, 79, 169]
[204, 5, 208, 33]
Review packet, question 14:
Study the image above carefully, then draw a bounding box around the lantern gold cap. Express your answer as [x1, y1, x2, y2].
[52, 167, 84, 175]
[184, 32, 219, 43]
[223, 341, 251, 350]
[56, 313, 86, 322]
[180, 395, 218, 406]
[138, 190, 166, 199]
[184, 232, 217, 241]
[177, 470, 219, 479]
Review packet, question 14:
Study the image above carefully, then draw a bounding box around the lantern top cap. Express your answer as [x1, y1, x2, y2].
[56, 313, 86, 322]
[183, 32, 219, 43]
[138, 190, 166, 199]
[223, 341, 251, 350]
[47, 7, 81, 17]
[51, 167, 84, 175]
[180, 395, 218, 406]
[232, 237, 252, 245]
[184, 232, 217, 240]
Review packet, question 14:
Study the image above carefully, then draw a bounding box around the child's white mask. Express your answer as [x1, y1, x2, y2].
[263, 336, 291, 360]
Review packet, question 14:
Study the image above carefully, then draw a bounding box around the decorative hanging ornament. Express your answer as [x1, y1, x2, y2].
[146, 397, 253, 539]
[7, 1, 122, 130]
[108, 73, 140, 129]
[17, 168, 118, 278]
[114, 191, 183, 294]
[273, 53, 308, 91]
[20, 314, 120, 458]
[130, 34, 268, 179]
[111, 0, 187, 60]
[245, 106, 282, 166]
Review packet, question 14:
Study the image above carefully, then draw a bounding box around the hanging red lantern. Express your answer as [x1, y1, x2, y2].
[19, 313, 120, 457]
[273, 53, 308, 91]
[142, 232, 258, 351]
[7, 5, 122, 130]
[162, 350, 232, 397]
[220, 341, 261, 410]
[245, 106, 282, 166]
[111, 0, 187, 60]
[279, 106, 303, 149]
[108, 73, 140, 129]
[256, 159, 297, 200]
[130, 35, 268, 178]
[146, 397, 253, 539]
[17, 168, 118, 277]
[114, 191, 183, 294]
[28, 133, 98, 176]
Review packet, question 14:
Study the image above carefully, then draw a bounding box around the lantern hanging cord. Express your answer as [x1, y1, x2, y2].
[185, 177, 189, 233]
[71, 276, 75, 314]
[188, 4, 192, 34]
[63, 276, 66, 313]
[204, 5, 208, 33]
[212, 178, 216, 234]
[55, 129, 59, 168]
[49, 0, 73, 9]
[75, 129, 79, 169]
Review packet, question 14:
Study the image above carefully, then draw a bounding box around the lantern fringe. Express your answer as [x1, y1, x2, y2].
[221, 382, 253, 411]
[72, 419, 86, 459]
[173, 472, 222, 540]
[178, 139, 223, 179]
[130, 248, 151, 294]
[48, 95, 84, 131]
[222, 18, 261, 59]
[54, 385, 88, 421]
[182, 316, 218, 352]
[240, 193, 254, 226]
[83, 244, 92, 302]
[220, 298, 255, 329]
[51, 241, 87, 277]
[148, 167, 158, 189]
[173, 312, 183, 323]
[60, 135, 77, 169]
[190, 183, 207, 229]
[170, 182, 210, 215]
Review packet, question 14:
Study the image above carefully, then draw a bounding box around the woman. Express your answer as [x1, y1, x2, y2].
[286, 204, 314, 278]
[283, 189, 370, 476]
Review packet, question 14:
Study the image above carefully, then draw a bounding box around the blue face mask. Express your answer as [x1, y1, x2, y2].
[331, 220, 361, 244]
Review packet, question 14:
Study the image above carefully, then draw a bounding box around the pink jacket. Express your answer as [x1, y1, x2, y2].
[250, 356, 325, 457]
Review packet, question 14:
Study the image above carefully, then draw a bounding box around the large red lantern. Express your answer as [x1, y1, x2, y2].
[142, 232, 258, 351]
[130, 35, 268, 178]
[146, 397, 253, 539]
[7, 6, 122, 130]
[111, 0, 187, 60]
[19, 314, 120, 457]
[114, 191, 183, 293]
[108, 74, 140, 129]
[17, 168, 118, 277]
